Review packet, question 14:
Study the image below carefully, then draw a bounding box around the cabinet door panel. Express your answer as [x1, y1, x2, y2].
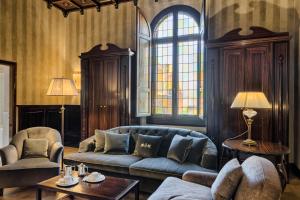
[104, 58, 119, 129]
[245, 45, 272, 141]
[220, 48, 246, 142]
[88, 60, 103, 134]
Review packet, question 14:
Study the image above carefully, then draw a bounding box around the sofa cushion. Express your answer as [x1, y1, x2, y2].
[104, 132, 130, 153]
[23, 139, 49, 158]
[186, 136, 208, 164]
[133, 134, 162, 158]
[167, 135, 193, 163]
[234, 156, 282, 200]
[79, 136, 95, 153]
[64, 152, 142, 174]
[129, 157, 214, 180]
[211, 158, 243, 200]
[148, 177, 212, 200]
[94, 130, 106, 152]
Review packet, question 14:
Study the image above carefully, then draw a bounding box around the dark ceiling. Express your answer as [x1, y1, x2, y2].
[45, 0, 158, 17]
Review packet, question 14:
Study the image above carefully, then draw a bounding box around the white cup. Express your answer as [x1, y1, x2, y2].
[63, 176, 74, 184]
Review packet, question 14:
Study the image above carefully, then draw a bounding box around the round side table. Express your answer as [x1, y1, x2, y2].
[222, 139, 290, 189]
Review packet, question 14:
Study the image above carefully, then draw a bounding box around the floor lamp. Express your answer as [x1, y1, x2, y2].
[46, 78, 78, 169]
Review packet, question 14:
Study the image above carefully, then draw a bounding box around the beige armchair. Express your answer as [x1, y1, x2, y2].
[149, 156, 282, 200]
[0, 127, 63, 195]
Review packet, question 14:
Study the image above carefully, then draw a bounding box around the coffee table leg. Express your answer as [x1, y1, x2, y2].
[36, 188, 42, 200]
[135, 183, 139, 200]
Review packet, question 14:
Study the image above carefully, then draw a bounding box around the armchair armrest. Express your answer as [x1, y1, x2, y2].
[50, 142, 64, 163]
[182, 170, 218, 187]
[0, 145, 18, 165]
[78, 136, 95, 153]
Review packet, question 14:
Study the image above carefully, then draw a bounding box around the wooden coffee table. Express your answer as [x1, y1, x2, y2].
[36, 173, 139, 200]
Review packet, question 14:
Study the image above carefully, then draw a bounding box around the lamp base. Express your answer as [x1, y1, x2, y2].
[242, 139, 257, 146]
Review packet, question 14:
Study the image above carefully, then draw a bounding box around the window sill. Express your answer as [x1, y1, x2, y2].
[145, 123, 207, 133]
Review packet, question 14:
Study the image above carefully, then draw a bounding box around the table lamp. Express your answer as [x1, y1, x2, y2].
[47, 78, 78, 168]
[231, 92, 271, 146]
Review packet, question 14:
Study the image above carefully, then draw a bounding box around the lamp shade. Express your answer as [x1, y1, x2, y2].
[46, 78, 79, 96]
[231, 92, 271, 109]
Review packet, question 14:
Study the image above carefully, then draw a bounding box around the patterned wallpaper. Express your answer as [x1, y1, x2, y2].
[0, 0, 67, 105]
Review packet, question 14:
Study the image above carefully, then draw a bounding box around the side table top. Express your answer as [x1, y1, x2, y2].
[223, 139, 290, 156]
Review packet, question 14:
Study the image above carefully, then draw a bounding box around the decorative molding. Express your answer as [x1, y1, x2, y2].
[44, 0, 158, 17]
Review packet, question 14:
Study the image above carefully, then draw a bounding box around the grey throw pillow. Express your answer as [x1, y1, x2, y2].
[211, 158, 243, 200]
[186, 136, 208, 164]
[104, 132, 130, 153]
[94, 130, 106, 152]
[23, 139, 48, 158]
[167, 135, 193, 163]
[133, 134, 162, 158]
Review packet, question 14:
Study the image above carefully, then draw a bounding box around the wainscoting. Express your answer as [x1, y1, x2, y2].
[17, 105, 81, 147]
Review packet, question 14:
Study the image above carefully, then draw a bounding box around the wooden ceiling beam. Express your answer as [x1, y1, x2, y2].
[91, 0, 101, 12]
[44, 0, 158, 17]
[69, 0, 84, 14]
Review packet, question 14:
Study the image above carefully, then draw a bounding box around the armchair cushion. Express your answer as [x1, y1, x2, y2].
[148, 177, 212, 200]
[0, 158, 59, 188]
[23, 139, 48, 158]
[211, 158, 243, 200]
[50, 142, 64, 163]
[0, 158, 58, 171]
[0, 145, 18, 165]
[182, 170, 218, 187]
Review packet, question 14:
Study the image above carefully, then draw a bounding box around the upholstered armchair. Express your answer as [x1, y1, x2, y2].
[149, 156, 282, 200]
[0, 127, 63, 195]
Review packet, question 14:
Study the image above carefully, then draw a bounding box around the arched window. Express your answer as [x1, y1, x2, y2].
[150, 6, 204, 125]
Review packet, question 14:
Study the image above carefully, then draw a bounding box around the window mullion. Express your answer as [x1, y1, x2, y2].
[172, 10, 179, 117]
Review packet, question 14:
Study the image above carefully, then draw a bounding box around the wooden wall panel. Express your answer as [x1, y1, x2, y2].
[206, 0, 299, 166]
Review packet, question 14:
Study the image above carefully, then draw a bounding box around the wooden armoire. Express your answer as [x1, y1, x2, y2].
[80, 44, 134, 139]
[206, 27, 289, 148]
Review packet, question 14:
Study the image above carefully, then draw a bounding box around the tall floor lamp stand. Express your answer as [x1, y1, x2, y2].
[60, 105, 65, 171]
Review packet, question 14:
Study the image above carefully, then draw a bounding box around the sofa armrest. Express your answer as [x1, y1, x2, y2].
[78, 136, 95, 153]
[182, 170, 218, 187]
[201, 143, 218, 170]
[0, 145, 18, 165]
[50, 142, 64, 163]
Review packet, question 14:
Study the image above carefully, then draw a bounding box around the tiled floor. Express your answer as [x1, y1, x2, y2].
[0, 146, 299, 200]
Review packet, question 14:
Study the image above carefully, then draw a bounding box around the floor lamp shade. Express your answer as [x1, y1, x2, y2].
[46, 78, 78, 96]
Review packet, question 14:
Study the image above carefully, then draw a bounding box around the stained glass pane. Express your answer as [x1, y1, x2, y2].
[154, 43, 173, 114]
[154, 14, 173, 38]
[178, 12, 199, 36]
[178, 41, 198, 115]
